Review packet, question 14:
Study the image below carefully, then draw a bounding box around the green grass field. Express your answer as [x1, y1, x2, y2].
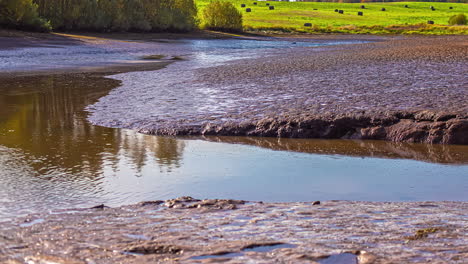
[196, 1, 468, 34]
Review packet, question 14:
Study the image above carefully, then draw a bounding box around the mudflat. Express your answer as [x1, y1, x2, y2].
[80, 35, 468, 144]
[1, 198, 467, 263]
[0, 32, 467, 264]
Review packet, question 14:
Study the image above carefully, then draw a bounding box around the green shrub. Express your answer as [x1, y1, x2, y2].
[202, 1, 242, 32]
[448, 14, 467, 25]
[0, 0, 51, 32]
[32, 0, 197, 32]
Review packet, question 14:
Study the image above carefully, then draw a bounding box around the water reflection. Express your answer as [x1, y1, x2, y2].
[0, 74, 186, 218]
[0, 73, 467, 220]
[203, 137, 468, 165]
[0, 74, 185, 175]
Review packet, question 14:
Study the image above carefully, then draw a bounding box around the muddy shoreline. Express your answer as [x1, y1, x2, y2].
[1, 32, 467, 263]
[80, 35, 466, 145]
[4, 33, 466, 147]
[1, 198, 467, 263]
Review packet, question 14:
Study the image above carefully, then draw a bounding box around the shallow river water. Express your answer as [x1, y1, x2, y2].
[0, 38, 467, 221]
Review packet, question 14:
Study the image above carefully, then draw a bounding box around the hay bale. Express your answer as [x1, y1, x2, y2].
[269, 6, 274, 10]
[246, 8, 251, 12]
[358, 11, 363, 16]
[304, 23, 312, 27]
[360, 5, 365, 9]
[427, 21, 434, 24]
[404, 5, 409, 8]
[253, 2, 257, 5]
[313, 8, 318, 10]
[241, 4, 246, 7]
[338, 10, 344, 14]
[449, 6, 453, 9]
[266, 3, 269, 6]
[334, 9, 338, 12]
[381, 8, 386, 11]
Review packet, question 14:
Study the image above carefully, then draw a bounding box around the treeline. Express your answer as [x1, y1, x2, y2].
[0, 0, 198, 32]
[34, 0, 197, 31]
[302, 0, 466, 3]
[0, 0, 50, 31]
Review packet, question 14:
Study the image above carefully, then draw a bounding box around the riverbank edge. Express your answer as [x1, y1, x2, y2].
[1, 197, 467, 263]
[139, 111, 468, 145]
[2, 31, 467, 145]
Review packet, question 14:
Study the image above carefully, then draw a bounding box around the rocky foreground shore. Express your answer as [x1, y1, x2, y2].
[1, 197, 467, 263]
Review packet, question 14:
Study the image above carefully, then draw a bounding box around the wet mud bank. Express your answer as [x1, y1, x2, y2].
[142, 110, 468, 145]
[1, 197, 467, 263]
[85, 36, 468, 145]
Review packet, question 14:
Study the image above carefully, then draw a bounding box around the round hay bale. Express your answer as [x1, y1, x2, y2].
[304, 23, 312, 27]
[381, 8, 386, 11]
[241, 4, 246, 7]
[269, 6, 274, 10]
[404, 5, 409, 8]
[266, 3, 270, 6]
[427, 21, 434, 24]
[338, 10, 344, 14]
[449, 6, 453, 9]
[360, 5, 365, 9]
[334, 9, 338, 12]
[358, 11, 363, 16]
[253, 2, 257, 5]
[246, 8, 251, 12]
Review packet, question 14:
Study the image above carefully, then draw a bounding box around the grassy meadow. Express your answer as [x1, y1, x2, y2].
[196, 1, 468, 34]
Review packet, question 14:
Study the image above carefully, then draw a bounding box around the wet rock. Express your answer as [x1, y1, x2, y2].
[139, 200, 164, 206]
[90, 204, 109, 209]
[356, 251, 377, 264]
[163, 197, 244, 210]
[313, 201, 321, 205]
[124, 242, 183, 255]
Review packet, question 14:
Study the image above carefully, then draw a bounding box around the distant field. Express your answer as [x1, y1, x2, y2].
[195, 1, 468, 34]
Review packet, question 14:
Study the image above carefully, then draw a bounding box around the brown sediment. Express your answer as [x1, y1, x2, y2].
[133, 36, 468, 145]
[1, 198, 467, 263]
[142, 110, 468, 145]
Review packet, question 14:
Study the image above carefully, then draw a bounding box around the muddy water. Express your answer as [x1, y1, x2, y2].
[0, 73, 467, 221]
[0, 38, 467, 221]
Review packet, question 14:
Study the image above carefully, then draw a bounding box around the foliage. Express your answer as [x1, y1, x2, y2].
[0, 0, 51, 31]
[201, 1, 242, 32]
[448, 13, 467, 25]
[195, 1, 468, 34]
[33, 0, 198, 32]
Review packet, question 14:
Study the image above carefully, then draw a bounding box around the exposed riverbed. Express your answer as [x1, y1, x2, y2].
[0, 33, 467, 263]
